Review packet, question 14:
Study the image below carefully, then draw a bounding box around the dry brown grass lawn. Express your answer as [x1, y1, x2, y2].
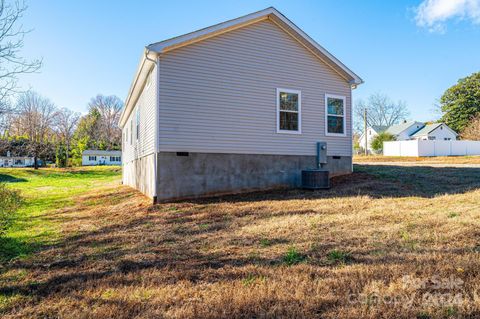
[1, 165, 480, 318]
[354, 155, 480, 164]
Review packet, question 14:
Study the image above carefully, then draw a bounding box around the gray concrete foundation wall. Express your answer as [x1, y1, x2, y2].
[123, 153, 156, 198]
[156, 152, 352, 201]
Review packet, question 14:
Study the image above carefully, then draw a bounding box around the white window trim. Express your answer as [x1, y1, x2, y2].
[325, 93, 347, 137]
[276, 88, 302, 134]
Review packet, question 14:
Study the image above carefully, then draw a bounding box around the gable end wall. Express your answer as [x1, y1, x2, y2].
[158, 19, 352, 156]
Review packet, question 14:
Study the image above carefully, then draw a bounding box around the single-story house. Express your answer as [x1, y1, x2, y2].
[386, 121, 425, 141]
[82, 150, 122, 166]
[409, 123, 457, 141]
[360, 121, 456, 152]
[0, 155, 35, 167]
[119, 7, 363, 202]
[358, 125, 388, 152]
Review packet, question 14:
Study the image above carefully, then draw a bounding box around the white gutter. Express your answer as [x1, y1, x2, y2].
[154, 55, 160, 203]
[143, 49, 160, 203]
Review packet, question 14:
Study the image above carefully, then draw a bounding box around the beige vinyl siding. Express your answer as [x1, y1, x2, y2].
[158, 19, 352, 156]
[122, 65, 157, 165]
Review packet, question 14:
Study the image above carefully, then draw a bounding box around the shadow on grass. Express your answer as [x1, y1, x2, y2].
[0, 236, 37, 262]
[179, 164, 480, 205]
[22, 168, 120, 179]
[1, 164, 480, 316]
[0, 174, 27, 183]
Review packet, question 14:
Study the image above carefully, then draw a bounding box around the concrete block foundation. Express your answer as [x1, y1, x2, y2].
[156, 152, 352, 202]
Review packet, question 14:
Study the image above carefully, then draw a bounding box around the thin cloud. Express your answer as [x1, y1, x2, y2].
[415, 0, 480, 32]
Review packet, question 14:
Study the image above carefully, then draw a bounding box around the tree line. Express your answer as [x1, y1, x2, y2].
[0, 0, 124, 168]
[0, 92, 123, 168]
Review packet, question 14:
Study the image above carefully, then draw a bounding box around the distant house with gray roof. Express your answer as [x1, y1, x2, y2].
[358, 125, 388, 153]
[359, 121, 457, 153]
[385, 121, 424, 141]
[409, 123, 457, 141]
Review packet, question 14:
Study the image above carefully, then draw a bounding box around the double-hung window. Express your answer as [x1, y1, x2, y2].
[130, 119, 133, 145]
[325, 94, 346, 136]
[136, 107, 140, 141]
[276, 88, 301, 134]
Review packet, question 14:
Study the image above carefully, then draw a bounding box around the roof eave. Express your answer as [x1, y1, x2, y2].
[147, 7, 363, 86]
[118, 49, 158, 128]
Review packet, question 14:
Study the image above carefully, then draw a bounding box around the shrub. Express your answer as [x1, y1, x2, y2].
[0, 183, 22, 236]
[371, 132, 396, 153]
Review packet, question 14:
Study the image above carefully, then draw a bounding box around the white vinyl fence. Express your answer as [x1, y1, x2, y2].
[383, 140, 480, 157]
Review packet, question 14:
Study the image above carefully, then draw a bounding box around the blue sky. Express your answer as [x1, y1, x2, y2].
[18, 0, 480, 121]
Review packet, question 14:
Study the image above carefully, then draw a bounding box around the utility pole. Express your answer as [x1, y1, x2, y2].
[364, 108, 368, 156]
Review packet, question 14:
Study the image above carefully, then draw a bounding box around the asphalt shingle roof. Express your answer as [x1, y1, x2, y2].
[410, 123, 443, 138]
[371, 125, 388, 133]
[386, 122, 422, 136]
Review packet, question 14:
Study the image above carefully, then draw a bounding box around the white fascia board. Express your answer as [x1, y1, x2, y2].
[119, 49, 157, 128]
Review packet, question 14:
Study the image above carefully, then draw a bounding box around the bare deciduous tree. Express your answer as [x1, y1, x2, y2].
[88, 94, 123, 149]
[13, 91, 57, 168]
[461, 116, 480, 141]
[55, 107, 80, 165]
[0, 0, 41, 102]
[354, 93, 410, 133]
[0, 100, 11, 135]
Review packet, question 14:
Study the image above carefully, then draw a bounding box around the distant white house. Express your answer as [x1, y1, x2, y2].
[0, 153, 35, 167]
[385, 121, 425, 141]
[358, 125, 388, 152]
[409, 123, 458, 141]
[359, 121, 456, 152]
[82, 150, 121, 166]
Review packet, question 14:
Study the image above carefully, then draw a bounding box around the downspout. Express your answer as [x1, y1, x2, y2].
[145, 49, 160, 204]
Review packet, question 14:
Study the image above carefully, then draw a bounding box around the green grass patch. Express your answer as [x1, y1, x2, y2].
[283, 247, 305, 265]
[0, 166, 121, 262]
[326, 249, 352, 264]
[448, 212, 460, 218]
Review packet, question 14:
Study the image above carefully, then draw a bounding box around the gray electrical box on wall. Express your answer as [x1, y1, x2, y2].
[316, 141, 327, 167]
[301, 142, 330, 189]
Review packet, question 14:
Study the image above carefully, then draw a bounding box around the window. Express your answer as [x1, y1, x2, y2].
[89, 156, 97, 161]
[110, 156, 121, 162]
[325, 94, 346, 136]
[14, 159, 24, 165]
[130, 120, 133, 145]
[276, 88, 301, 134]
[136, 107, 140, 141]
